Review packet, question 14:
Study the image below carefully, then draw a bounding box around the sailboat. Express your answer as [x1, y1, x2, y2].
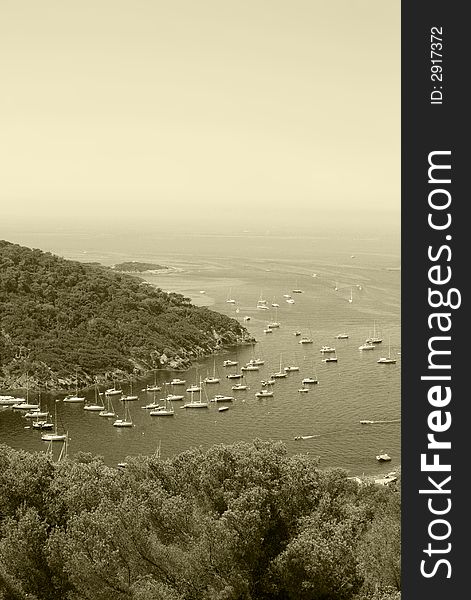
[99, 390, 116, 417]
[182, 379, 209, 408]
[226, 288, 236, 304]
[121, 378, 138, 401]
[63, 369, 86, 403]
[272, 355, 287, 378]
[255, 389, 274, 398]
[366, 321, 383, 344]
[41, 401, 67, 441]
[256, 291, 269, 309]
[12, 374, 39, 410]
[84, 383, 106, 411]
[113, 400, 133, 427]
[105, 379, 123, 396]
[348, 288, 353, 303]
[203, 359, 220, 384]
[232, 375, 249, 391]
[150, 396, 174, 416]
[24, 386, 48, 418]
[377, 337, 397, 364]
[142, 370, 161, 392]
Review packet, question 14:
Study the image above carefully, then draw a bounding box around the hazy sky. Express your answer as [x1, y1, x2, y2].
[1, 0, 400, 231]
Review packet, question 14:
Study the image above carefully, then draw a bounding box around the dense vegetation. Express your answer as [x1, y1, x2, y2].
[0, 440, 400, 600]
[0, 241, 251, 390]
[112, 262, 167, 273]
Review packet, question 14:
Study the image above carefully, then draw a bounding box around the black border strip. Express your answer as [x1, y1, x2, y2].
[402, 2, 467, 596]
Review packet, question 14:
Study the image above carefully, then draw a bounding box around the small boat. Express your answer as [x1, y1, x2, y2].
[218, 406, 229, 412]
[292, 289, 303, 294]
[24, 409, 49, 419]
[248, 358, 265, 366]
[366, 321, 383, 344]
[299, 337, 313, 344]
[199, 290, 206, 294]
[320, 346, 336, 353]
[150, 398, 174, 416]
[121, 395, 138, 401]
[294, 435, 315, 440]
[64, 369, 86, 402]
[227, 373, 243, 380]
[261, 379, 276, 387]
[283, 294, 292, 298]
[360, 420, 375, 424]
[99, 389, 116, 417]
[166, 394, 184, 401]
[284, 365, 299, 372]
[267, 322, 280, 329]
[302, 377, 318, 385]
[258, 305, 270, 310]
[348, 288, 353, 303]
[84, 385, 106, 411]
[376, 453, 392, 462]
[182, 385, 209, 409]
[243, 316, 251, 322]
[0, 395, 25, 406]
[223, 360, 238, 367]
[41, 403, 67, 441]
[203, 376, 220, 384]
[286, 298, 295, 304]
[142, 401, 160, 410]
[336, 333, 349, 339]
[186, 385, 202, 393]
[105, 387, 122, 396]
[377, 357, 397, 364]
[12, 402, 39, 411]
[255, 390, 273, 398]
[323, 357, 338, 363]
[271, 303, 280, 308]
[169, 378, 186, 386]
[226, 288, 236, 304]
[358, 343, 375, 351]
[32, 419, 54, 430]
[113, 401, 133, 427]
[377, 337, 397, 364]
[210, 394, 234, 403]
[232, 383, 248, 391]
[264, 328, 273, 334]
[298, 388, 309, 393]
[294, 331, 302, 336]
[42, 432, 68, 442]
[142, 384, 162, 392]
[241, 364, 259, 372]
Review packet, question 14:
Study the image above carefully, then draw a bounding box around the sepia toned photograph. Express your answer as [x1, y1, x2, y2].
[1, 2, 400, 598]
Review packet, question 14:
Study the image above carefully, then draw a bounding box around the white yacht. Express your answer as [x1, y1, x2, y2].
[302, 377, 318, 385]
[358, 342, 375, 351]
[320, 346, 336, 353]
[255, 390, 273, 398]
[232, 383, 248, 391]
[223, 360, 238, 367]
[299, 337, 313, 345]
[284, 366, 300, 372]
[335, 333, 349, 339]
[169, 378, 186, 386]
[210, 394, 234, 403]
[0, 395, 24, 406]
[376, 453, 392, 462]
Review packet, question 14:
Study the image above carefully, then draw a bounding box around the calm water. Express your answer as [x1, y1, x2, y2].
[0, 230, 400, 475]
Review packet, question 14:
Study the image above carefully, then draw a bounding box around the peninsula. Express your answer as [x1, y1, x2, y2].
[0, 240, 252, 390]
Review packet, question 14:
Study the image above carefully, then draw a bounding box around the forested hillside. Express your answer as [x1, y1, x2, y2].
[0, 440, 400, 600]
[0, 241, 251, 390]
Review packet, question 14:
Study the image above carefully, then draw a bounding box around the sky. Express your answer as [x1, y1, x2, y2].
[0, 0, 400, 233]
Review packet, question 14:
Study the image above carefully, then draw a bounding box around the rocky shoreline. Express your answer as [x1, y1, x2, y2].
[0, 332, 255, 393]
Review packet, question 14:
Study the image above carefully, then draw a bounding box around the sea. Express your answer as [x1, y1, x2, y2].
[0, 227, 400, 476]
